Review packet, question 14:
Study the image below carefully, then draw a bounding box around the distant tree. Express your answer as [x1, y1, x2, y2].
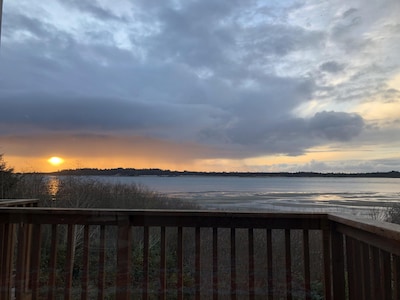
[0, 154, 19, 198]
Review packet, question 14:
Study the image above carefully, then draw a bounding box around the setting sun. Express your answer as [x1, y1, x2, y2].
[47, 156, 64, 166]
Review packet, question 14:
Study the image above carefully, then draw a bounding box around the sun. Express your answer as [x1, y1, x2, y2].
[47, 156, 64, 166]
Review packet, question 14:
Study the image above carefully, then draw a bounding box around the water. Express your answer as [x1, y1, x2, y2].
[51, 175, 400, 217]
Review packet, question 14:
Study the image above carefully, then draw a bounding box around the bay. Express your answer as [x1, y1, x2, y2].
[65, 175, 400, 218]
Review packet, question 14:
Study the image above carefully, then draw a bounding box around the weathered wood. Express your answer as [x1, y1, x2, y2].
[64, 224, 76, 300]
[3, 207, 400, 298]
[0, 199, 39, 207]
[230, 228, 237, 300]
[266, 229, 273, 300]
[177, 227, 183, 300]
[393, 255, 400, 300]
[97, 225, 106, 300]
[330, 230, 346, 300]
[143, 226, 149, 300]
[30, 224, 42, 299]
[81, 225, 90, 300]
[248, 228, 255, 300]
[160, 226, 167, 300]
[195, 227, 201, 300]
[361, 242, 371, 300]
[322, 229, 332, 300]
[346, 236, 358, 300]
[370, 246, 382, 300]
[213, 227, 218, 300]
[116, 222, 131, 300]
[303, 230, 311, 300]
[15, 224, 28, 300]
[47, 224, 58, 300]
[0, 208, 327, 228]
[285, 229, 292, 300]
[381, 250, 392, 300]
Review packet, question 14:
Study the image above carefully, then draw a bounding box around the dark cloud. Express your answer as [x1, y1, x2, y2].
[319, 61, 344, 73]
[308, 111, 364, 141]
[0, 0, 398, 169]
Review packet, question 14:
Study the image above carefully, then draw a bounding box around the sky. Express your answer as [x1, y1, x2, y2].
[1, 0, 400, 173]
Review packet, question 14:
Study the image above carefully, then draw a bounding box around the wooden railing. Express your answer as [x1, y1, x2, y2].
[0, 199, 39, 207]
[1, 204, 400, 299]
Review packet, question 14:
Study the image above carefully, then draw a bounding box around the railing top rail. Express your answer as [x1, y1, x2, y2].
[0, 199, 39, 207]
[328, 212, 400, 242]
[0, 206, 329, 217]
[0, 207, 328, 229]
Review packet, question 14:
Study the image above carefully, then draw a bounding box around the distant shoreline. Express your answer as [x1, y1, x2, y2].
[33, 168, 400, 178]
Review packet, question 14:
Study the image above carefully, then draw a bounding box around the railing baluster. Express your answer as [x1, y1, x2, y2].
[15, 223, 28, 300]
[160, 226, 166, 299]
[23, 223, 33, 293]
[230, 228, 236, 300]
[249, 228, 255, 300]
[177, 226, 183, 300]
[81, 225, 90, 300]
[213, 227, 218, 300]
[0, 223, 4, 295]
[381, 250, 391, 300]
[64, 224, 76, 300]
[393, 255, 400, 300]
[116, 222, 131, 300]
[97, 225, 106, 300]
[47, 224, 58, 300]
[361, 242, 371, 300]
[331, 230, 346, 300]
[285, 229, 292, 300]
[353, 239, 364, 299]
[302, 230, 311, 300]
[195, 227, 201, 300]
[370, 245, 382, 299]
[346, 236, 361, 300]
[2, 223, 16, 300]
[322, 229, 332, 300]
[143, 226, 150, 299]
[30, 223, 42, 300]
[267, 229, 273, 300]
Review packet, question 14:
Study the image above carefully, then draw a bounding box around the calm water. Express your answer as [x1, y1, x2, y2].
[51, 175, 400, 217]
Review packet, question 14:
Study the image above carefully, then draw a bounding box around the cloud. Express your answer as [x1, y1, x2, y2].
[319, 61, 345, 73]
[1, 0, 399, 172]
[308, 111, 364, 141]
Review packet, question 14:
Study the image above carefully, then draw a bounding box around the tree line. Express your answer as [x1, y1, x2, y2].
[47, 167, 400, 178]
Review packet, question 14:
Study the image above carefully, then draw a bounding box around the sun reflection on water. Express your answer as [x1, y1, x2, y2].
[47, 176, 60, 200]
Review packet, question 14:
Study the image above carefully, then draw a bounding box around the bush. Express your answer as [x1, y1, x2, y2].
[385, 203, 400, 225]
[0, 154, 20, 198]
[42, 176, 199, 210]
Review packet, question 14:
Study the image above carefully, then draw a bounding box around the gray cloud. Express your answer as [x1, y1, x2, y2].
[0, 0, 398, 168]
[319, 61, 344, 73]
[308, 111, 364, 141]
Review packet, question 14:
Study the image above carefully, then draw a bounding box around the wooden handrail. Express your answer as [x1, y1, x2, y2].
[0, 199, 39, 207]
[1, 207, 400, 299]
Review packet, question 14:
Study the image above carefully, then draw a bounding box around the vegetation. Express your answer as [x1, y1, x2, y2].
[50, 167, 400, 178]
[41, 176, 198, 210]
[0, 154, 20, 198]
[385, 203, 400, 225]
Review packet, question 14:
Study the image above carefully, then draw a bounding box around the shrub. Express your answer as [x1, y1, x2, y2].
[0, 154, 20, 198]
